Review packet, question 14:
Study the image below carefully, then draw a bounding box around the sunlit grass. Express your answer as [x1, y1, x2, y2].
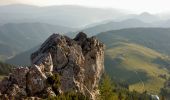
[105, 42, 170, 94]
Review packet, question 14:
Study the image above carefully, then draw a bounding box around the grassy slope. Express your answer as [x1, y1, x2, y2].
[96, 28, 170, 94]
[105, 42, 170, 94]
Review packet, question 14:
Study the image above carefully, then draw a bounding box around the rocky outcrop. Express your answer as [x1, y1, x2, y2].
[0, 32, 104, 100]
[0, 67, 29, 99]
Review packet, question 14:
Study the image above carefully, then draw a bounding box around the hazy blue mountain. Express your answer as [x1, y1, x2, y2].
[80, 19, 153, 36]
[127, 12, 161, 23]
[0, 4, 127, 28]
[1, 4, 169, 29]
[0, 22, 75, 60]
[157, 12, 170, 20]
[155, 19, 170, 27]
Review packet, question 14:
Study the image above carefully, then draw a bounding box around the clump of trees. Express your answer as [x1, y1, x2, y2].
[99, 73, 117, 100]
[99, 74, 151, 100]
[160, 78, 170, 100]
[47, 73, 61, 95]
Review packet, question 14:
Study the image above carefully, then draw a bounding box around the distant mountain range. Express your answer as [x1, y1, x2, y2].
[0, 4, 127, 28]
[125, 12, 161, 23]
[67, 19, 170, 37]
[1, 4, 170, 28]
[81, 19, 153, 36]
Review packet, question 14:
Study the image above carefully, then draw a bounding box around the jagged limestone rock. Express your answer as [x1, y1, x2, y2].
[31, 32, 105, 99]
[0, 32, 104, 100]
[10, 67, 29, 89]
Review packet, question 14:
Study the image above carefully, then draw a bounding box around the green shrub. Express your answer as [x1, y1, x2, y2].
[47, 73, 61, 95]
[47, 92, 88, 100]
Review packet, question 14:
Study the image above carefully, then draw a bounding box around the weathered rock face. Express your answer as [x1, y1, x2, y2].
[27, 65, 47, 95]
[0, 32, 104, 100]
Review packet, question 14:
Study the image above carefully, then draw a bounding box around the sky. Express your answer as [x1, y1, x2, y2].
[0, 0, 170, 13]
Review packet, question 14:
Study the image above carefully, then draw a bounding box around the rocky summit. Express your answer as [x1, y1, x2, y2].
[0, 32, 105, 100]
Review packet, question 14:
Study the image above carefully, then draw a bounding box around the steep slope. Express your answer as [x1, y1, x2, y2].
[0, 23, 75, 60]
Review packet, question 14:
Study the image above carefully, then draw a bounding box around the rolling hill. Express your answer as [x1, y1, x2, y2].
[96, 28, 170, 93]
[104, 42, 169, 94]
[97, 28, 170, 55]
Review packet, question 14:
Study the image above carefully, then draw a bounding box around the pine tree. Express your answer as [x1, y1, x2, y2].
[99, 74, 116, 100]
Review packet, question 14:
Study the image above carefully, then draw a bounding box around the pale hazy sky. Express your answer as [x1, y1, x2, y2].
[0, 0, 170, 13]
